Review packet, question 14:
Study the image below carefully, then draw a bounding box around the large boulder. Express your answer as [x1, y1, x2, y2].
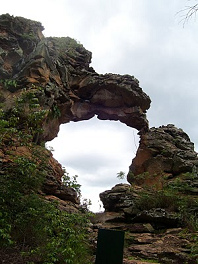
[99, 184, 135, 212]
[128, 124, 198, 188]
[99, 184, 180, 229]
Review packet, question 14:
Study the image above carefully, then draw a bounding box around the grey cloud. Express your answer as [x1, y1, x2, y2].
[60, 153, 120, 173]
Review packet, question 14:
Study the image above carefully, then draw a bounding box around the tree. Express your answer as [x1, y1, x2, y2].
[117, 171, 126, 180]
[179, 1, 198, 25]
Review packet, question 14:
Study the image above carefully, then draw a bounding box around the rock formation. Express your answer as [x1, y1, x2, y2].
[0, 13, 150, 208]
[0, 13, 151, 143]
[0, 14, 197, 264]
[128, 124, 198, 192]
[98, 182, 197, 263]
[98, 125, 198, 263]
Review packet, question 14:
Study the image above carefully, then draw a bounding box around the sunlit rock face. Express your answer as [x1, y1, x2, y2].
[128, 124, 198, 189]
[0, 14, 151, 142]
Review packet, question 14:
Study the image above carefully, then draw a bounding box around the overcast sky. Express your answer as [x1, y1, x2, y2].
[2, 0, 198, 211]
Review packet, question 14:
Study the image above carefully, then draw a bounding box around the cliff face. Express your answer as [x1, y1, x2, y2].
[0, 14, 150, 143]
[0, 14, 198, 264]
[128, 124, 198, 191]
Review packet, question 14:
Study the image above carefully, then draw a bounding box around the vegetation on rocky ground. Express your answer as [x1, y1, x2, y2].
[0, 86, 92, 263]
[131, 176, 198, 261]
[1, 80, 198, 263]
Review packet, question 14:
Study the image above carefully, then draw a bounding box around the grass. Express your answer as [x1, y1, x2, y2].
[127, 256, 160, 263]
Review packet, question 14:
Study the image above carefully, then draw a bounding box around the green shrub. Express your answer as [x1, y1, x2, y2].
[0, 152, 92, 263]
[0, 79, 17, 90]
[15, 195, 91, 264]
[62, 169, 81, 197]
[0, 86, 92, 263]
[135, 189, 179, 211]
[117, 171, 126, 180]
[0, 89, 48, 146]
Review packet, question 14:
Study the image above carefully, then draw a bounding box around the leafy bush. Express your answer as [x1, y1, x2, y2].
[0, 151, 92, 262]
[0, 89, 48, 146]
[134, 185, 198, 233]
[1, 191, 92, 263]
[135, 189, 179, 212]
[0, 86, 92, 263]
[15, 195, 91, 264]
[0, 79, 17, 90]
[117, 171, 126, 180]
[62, 169, 81, 197]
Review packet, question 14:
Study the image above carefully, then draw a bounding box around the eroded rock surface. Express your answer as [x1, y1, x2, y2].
[99, 184, 180, 229]
[98, 184, 197, 264]
[128, 124, 198, 189]
[0, 13, 151, 143]
[0, 13, 151, 205]
[125, 229, 193, 264]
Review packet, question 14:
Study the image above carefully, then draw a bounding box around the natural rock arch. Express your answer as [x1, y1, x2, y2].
[1, 14, 198, 197]
[1, 14, 198, 264]
[0, 14, 151, 144]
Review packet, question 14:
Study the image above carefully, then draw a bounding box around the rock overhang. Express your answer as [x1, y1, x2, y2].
[2, 14, 197, 187]
[0, 14, 151, 142]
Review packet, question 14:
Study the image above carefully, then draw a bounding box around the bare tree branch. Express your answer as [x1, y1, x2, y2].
[177, 3, 198, 26]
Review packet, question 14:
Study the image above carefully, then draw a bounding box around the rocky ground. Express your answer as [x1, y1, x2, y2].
[90, 183, 198, 264]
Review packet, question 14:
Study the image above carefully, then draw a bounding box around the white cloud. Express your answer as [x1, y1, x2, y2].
[47, 117, 138, 211]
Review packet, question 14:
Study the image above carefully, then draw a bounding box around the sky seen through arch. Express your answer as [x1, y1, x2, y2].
[46, 116, 139, 212]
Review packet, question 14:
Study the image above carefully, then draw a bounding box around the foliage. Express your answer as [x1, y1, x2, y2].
[167, 170, 198, 194]
[62, 169, 81, 197]
[135, 189, 180, 212]
[117, 171, 126, 180]
[48, 37, 84, 58]
[127, 171, 163, 187]
[128, 170, 198, 261]
[51, 104, 61, 118]
[22, 32, 36, 41]
[134, 179, 198, 232]
[0, 79, 17, 90]
[1, 192, 91, 263]
[18, 196, 91, 264]
[0, 86, 92, 263]
[0, 150, 91, 263]
[180, 229, 198, 262]
[80, 198, 92, 213]
[128, 171, 148, 182]
[190, 233, 198, 262]
[0, 89, 48, 146]
[0, 212, 13, 246]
